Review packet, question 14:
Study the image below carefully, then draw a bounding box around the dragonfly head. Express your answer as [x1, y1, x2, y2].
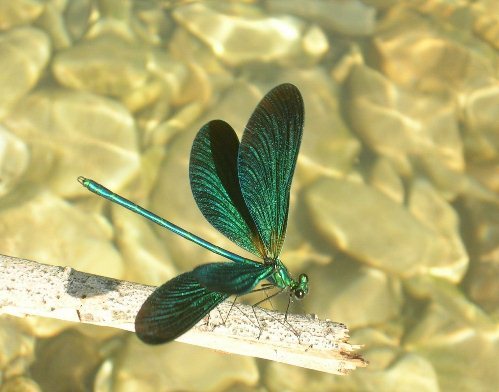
[292, 273, 309, 300]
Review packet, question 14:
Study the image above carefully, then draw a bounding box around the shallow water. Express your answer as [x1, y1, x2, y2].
[0, 1, 498, 391]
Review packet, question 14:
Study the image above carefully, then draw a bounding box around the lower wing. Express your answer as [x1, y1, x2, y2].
[135, 272, 229, 344]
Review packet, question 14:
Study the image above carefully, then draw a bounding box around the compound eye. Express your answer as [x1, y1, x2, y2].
[294, 289, 305, 300]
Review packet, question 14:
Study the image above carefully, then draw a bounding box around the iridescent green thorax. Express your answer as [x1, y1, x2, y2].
[268, 258, 309, 300]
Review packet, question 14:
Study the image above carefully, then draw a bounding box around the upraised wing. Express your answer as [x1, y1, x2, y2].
[238, 84, 304, 259]
[189, 120, 265, 258]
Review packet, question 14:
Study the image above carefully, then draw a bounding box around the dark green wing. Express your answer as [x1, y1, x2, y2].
[190, 120, 265, 258]
[238, 84, 304, 259]
[135, 272, 228, 344]
[192, 261, 274, 294]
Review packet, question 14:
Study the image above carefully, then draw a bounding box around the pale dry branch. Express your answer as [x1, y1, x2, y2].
[0, 253, 367, 374]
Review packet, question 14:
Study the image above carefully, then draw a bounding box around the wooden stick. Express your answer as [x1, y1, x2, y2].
[0, 253, 367, 374]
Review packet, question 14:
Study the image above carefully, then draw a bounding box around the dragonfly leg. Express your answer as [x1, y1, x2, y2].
[227, 285, 276, 333]
[283, 293, 302, 344]
[250, 290, 302, 343]
[250, 288, 287, 339]
[220, 295, 239, 325]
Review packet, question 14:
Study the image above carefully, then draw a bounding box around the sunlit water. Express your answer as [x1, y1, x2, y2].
[0, 1, 498, 391]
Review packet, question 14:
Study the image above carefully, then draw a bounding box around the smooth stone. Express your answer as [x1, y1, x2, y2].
[114, 338, 258, 391]
[0, 0, 44, 30]
[0, 191, 124, 279]
[131, 3, 174, 46]
[30, 329, 104, 392]
[0, 126, 29, 197]
[111, 204, 177, 287]
[266, 0, 376, 36]
[52, 35, 148, 97]
[34, 2, 72, 50]
[173, 3, 327, 66]
[468, 159, 499, 194]
[64, 0, 93, 41]
[168, 28, 234, 107]
[346, 64, 464, 178]
[369, 158, 405, 204]
[4, 89, 140, 198]
[149, 101, 204, 147]
[0, 317, 35, 378]
[265, 351, 438, 392]
[417, 154, 470, 200]
[408, 180, 468, 282]
[123, 50, 187, 112]
[404, 284, 499, 392]
[309, 261, 402, 329]
[404, 275, 492, 329]
[373, 7, 494, 91]
[473, 12, 499, 51]
[0, 27, 50, 118]
[463, 83, 499, 160]
[96, 0, 131, 20]
[360, 0, 398, 8]
[302, 25, 329, 63]
[466, 261, 499, 317]
[305, 178, 465, 280]
[462, 198, 499, 315]
[351, 326, 402, 355]
[0, 376, 41, 392]
[124, 51, 188, 134]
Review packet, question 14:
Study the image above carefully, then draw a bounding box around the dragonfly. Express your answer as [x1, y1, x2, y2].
[78, 83, 308, 344]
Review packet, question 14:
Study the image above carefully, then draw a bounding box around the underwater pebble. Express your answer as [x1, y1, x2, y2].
[310, 261, 403, 329]
[404, 289, 499, 392]
[468, 159, 499, 194]
[0, 317, 35, 379]
[373, 7, 494, 91]
[0, 376, 41, 392]
[0, 126, 29, 197]
[30, 329, 104, 392]
[53, 35, 149, 97]
[346, 64, 464, 178]
[173, 3, 327, 66]
[4, 89, 140, 198]
[462, 198, 499, 315]
[114, 338, 259, 392]
[265, 0, 376, 36]
[0, 0, 44, 30]
[284, 71, 361, 178]
[473, 11, 499, 51]
[463, 83, 499, 161]
[369, 158, 405, 204]
[111, 204, 177, 286]
[322, 327, 438, 391]
[168, 28, 234, 107]
[266, 351, 438, 392]
[0, 27, 50, 119]
[408, 180, 468, 282]
[0, 0, 497, 390]
[305, 178, 466, 279]
[35, 2, 72, 50]
[63, 0, 92, 41]
[0, 191, 124, 279]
